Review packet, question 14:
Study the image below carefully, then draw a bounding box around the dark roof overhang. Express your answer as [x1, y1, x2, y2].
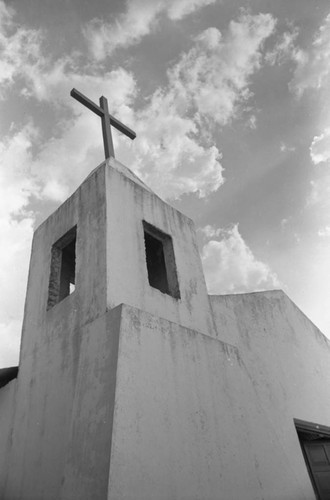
[0, 366, 18, 389]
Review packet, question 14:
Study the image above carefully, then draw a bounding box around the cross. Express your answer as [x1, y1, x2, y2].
[70, 88, 136, 159]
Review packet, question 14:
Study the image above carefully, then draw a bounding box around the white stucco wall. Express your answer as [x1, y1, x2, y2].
[105, 158, 217, 338]
[210, 290, 330, 424]
[2, 164, 109, 499]
[2, 159, 330, 500]
[107, 301, 328, 500]
[1, 157, 216, 499]
[210, 290, 330, 498]
[60, 306, 122, 500]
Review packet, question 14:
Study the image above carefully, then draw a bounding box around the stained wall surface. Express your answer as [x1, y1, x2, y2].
[107, 298, 330, 500]
[1, 160, 330, 500]
[0, 158, 217, 499]
[210, 290, 330, 425]
[1, 164, 109, 499]
[105, 158, 216, 338]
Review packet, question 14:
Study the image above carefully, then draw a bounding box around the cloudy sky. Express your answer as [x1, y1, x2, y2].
[1, 0, 330, 366]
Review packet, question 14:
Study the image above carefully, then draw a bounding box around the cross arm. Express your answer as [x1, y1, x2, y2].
[71, 88, 103, 117]
[109, 115, 136, 140]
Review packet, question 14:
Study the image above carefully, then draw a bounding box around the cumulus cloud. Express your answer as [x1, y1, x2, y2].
[116, 13, 276, 198]
[306, 175, 330, 244]
[0, 0, 138, 107]
[0, 8, 276, 201]
[318, 226, 330, 237]
[247, 114, 257, 129]
[0, 1, 44, 99]
[265, 15, 330, 171]
[0, 124, 38, 366]
[200, 224, 280, 294]
[265, 27, 301, 66]
[310, 128, 330, 165]
[0, 0, 138, 200]
[289, 13, 330, 96]
[122, 89, 224, 199]
[28, 67, 138, 201]
[0, 66, 137, 205]
[168, 14, 276, 125]
[0, 123, 40, 214]
[84, 0, 218, 60]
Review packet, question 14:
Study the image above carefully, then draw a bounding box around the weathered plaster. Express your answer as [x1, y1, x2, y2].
[107, 302, 323, 500]
[105, 158, 216, 338]
[1, 159, 330, 500]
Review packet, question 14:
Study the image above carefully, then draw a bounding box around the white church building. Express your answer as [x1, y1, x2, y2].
[1, 91, 330, 499]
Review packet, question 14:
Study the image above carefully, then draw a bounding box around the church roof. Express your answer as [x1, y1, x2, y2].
[0, 366, 18, 389]
[85, 157, 155, 195]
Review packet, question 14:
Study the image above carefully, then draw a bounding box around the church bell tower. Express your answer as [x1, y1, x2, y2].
[3, 89, 217, 498]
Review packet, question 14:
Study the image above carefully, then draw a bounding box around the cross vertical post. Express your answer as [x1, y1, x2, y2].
[99, 95, 114, 159]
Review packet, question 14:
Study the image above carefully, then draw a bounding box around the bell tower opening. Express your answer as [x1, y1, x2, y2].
[47, 226, 77, 309]
[143, 221, 180, 299]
